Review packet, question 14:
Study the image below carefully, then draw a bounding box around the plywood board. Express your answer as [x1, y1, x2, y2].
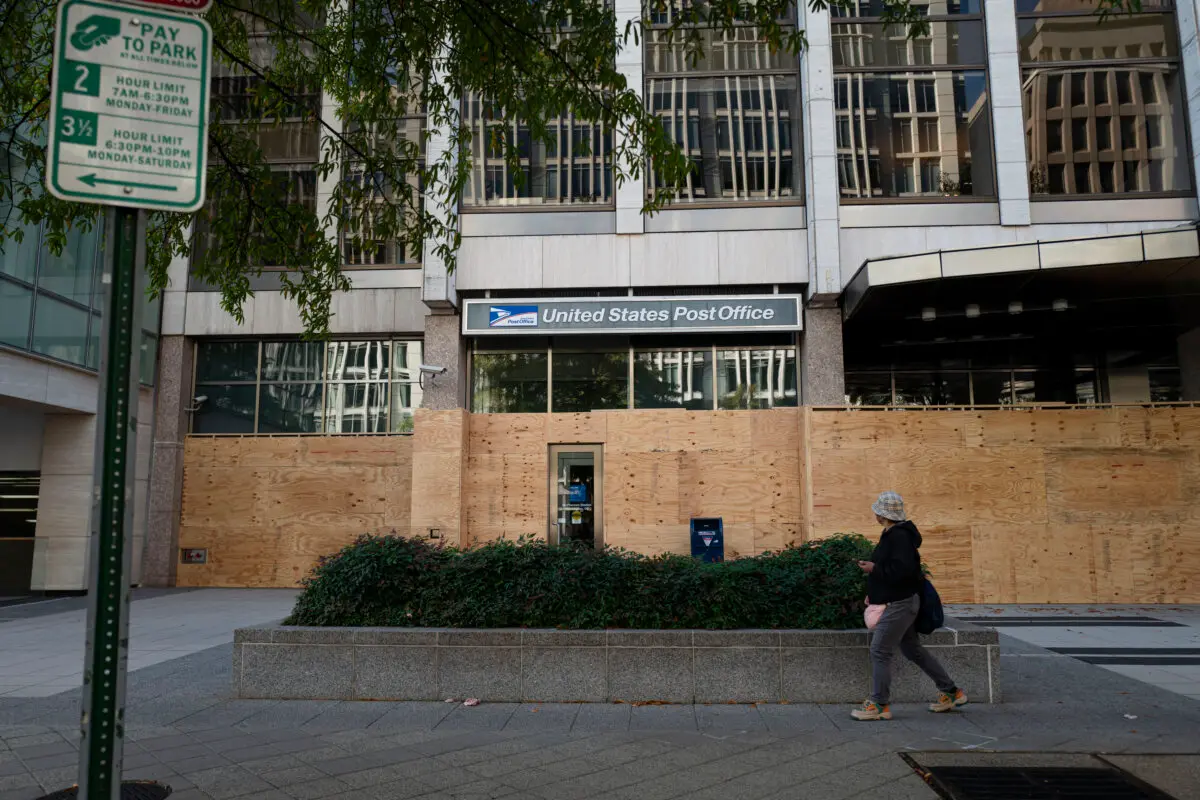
[809, 411, 895, 450]
[180, 467, 264, 528]
[750, 408, 800, 453]
[182, 437, 240, 467]
[547, 412, 607, 444]
[888, 445, 1048, 526]
[750, 451, 802, 524]
[470, 413, 546, 454]
[606, 452, 681, 527]
[678, 450, 761, 522]
[671, 411, 753, 452]
[1028, 409, 1122, 448]
[969, 524, 1019, 604]
[236, 437, 305, 467]
[1045, 448, 1195, 524]
[414, 409, 469, 451]
[304, 436, 412, 467]
[892, 413, 971, 448]
[1010, 523, 1095, 603]
[753, 522, 802, 554]
[916, 525, 974, 604]
[606, 410, 677, 452]
[807, 448, 890, 536]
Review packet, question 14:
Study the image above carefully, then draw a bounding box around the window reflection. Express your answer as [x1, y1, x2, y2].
[1019, 6, 1190, 196]
[192, 339, 423, 434]
[716, 349, 798, 409]
[832, 2, 993, 200]
[552, 352, 629, 412]
[645, 7, 802, 205]
[634, 350, 713, 410]
[259, 383, 323, 433]
[471, 352, 549, 413]
[462, 97, 612, 207]
[646, 76, 802, 203]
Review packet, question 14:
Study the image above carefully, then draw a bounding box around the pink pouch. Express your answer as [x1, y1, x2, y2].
[864, 603, 887, 630]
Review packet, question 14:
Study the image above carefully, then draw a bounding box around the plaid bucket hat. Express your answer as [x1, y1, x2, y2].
[871, 491, 906, 522]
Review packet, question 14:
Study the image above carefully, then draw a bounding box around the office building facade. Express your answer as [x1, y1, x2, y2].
[5, 0, 1200, 595]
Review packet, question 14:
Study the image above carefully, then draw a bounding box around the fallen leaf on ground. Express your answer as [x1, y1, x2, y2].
[464, 698, 480, 707]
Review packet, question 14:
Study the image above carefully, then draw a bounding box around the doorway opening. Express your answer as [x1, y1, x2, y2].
[0, 472, 39, 596]
[548, 445, 603, 549]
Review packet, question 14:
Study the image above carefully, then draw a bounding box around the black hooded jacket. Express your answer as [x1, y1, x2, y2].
[866, 520, 924, 604]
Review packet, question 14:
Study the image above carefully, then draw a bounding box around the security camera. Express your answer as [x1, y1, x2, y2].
[186, 395, 208, 413]
[194, 395, 208, 404]
[419, 364, 447, 375]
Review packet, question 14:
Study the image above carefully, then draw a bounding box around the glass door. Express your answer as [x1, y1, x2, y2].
[548, 445, 603, 548]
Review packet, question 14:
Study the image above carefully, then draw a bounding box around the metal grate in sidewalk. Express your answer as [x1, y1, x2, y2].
[36, 781, 171, 800]
[926, 766, 1177, 800]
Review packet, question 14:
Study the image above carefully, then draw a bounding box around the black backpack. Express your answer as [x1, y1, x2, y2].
[915, 577, 945, 635]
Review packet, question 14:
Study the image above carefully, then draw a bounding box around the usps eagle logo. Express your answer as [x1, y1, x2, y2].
[488, 305, 538, 328]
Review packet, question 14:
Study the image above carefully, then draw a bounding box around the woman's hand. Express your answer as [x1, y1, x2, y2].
[857, 560, 875, 574]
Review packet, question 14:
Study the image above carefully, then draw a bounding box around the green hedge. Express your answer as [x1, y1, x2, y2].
[285, 533, 875, 630]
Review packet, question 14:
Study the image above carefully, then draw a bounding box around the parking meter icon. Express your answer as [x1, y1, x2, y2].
[71, 15, 121, 51]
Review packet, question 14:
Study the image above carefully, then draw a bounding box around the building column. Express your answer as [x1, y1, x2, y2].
[1179, 327, 1200, 400]
[614, 0, 645, 235]
[141, 335, 192, 587]
[422, 314, 466, 410]
[799, 4, 842, 298]
[801, 305, 845, 406]
[30, 414, 95, 591]
[984, 0, 1031, 226]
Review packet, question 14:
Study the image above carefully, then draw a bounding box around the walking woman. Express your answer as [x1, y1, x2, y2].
[852, 491, 968, 721]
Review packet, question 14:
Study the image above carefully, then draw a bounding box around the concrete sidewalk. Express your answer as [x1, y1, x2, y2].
[948, 603, 1200, 702]
[0, 589, 298, 698]
[3, 595, 1200, 799]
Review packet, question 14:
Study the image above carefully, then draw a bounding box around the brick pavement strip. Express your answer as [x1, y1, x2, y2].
[4, 621, 1200, 799]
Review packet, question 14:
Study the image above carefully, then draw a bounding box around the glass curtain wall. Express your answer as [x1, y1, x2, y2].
[645, 5, 803, 203]
[1019, 1, 1190, 195]
[832, 0, 994, 199]
[192, 339, 423, 433]
[1, 150, 160, 381]
[845, 364, 1102, 405]
[471, 343, 799, 412]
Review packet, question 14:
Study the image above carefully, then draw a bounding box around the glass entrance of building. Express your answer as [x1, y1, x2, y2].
[548, 445, 603, 549]
[0, 472, 39, 596]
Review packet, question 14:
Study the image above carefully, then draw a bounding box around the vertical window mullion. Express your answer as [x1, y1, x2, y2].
[253, 341, 263, 433]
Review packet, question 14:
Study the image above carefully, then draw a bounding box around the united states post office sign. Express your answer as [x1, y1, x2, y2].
[463, 295, 803, 335]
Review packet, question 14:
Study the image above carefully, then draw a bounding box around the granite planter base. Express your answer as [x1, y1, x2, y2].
[233, 622, 1000, 704]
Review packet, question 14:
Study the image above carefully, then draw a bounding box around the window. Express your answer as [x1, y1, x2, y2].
[0, 147, 160, 377]
[716, 348, 798, 408]
[1020, 3, 1190, 196]
[472, 352, 549, 413]
[645, 6, 802, 204]
[195, 34, 321, 267]
[635, 349, 713, 410]
[832, 1, 993, 199]
[340, 115, 424, 268]
[462, 97, 613, 208]
[842, 364, 1100, 406]
[470, 342, 799, 412]
[552, 352, 629, 412]
[192, 339, 423, 434]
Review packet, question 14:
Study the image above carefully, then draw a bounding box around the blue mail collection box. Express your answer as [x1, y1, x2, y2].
[690, 517, 724, 563]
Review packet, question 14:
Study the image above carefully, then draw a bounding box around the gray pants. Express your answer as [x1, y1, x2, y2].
[870, 594, 956, 705]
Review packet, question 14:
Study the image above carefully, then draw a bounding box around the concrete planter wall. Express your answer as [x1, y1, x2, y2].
[233, 622, 1000, 704]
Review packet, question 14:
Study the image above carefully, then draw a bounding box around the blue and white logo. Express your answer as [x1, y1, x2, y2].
[489, 305, 539, 328]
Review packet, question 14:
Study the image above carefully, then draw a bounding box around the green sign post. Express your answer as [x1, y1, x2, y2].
[44, 1, 209, 797]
